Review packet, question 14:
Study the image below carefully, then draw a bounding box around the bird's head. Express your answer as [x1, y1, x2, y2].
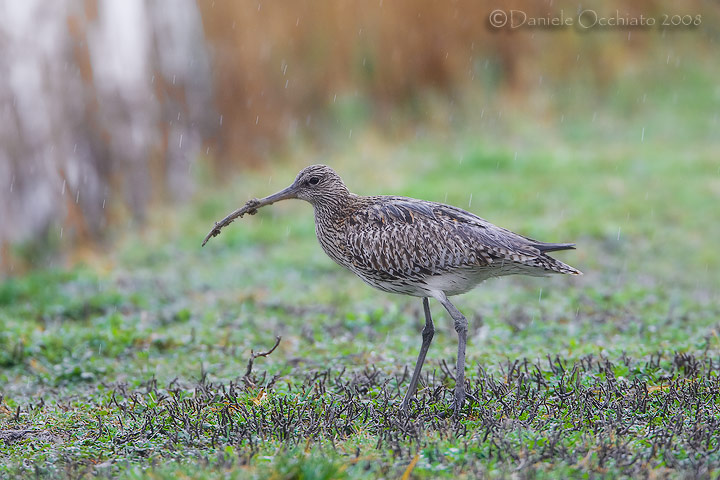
[201, 165, 351, 247]
[253, 164, 350, 208]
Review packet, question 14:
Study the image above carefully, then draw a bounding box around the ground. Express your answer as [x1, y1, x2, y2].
[1, 75, 720, 478]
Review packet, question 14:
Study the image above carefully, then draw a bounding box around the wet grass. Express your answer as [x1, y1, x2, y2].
[2, 72, 720, 478]
[4, 353, 720, 478]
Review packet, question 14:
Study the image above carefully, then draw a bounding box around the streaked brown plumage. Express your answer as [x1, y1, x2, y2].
[204, 164, 582, 414]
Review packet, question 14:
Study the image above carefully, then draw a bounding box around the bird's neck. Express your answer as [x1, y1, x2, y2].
[312, 193, 357, 267]
[311, 192, 356, 218]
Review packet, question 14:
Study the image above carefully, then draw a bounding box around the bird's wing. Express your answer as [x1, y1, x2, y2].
[344, 196, 572, 278]
[413, 200, 577, 254]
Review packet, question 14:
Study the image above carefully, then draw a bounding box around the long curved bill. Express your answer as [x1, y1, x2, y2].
[201, 184, 297, 247]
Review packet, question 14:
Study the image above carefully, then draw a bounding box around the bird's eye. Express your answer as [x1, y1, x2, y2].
[308, 177, 320, 185]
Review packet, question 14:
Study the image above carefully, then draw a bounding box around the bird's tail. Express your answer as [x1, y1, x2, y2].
[546, 256, 583, 275]
[535, 242, 582, 275]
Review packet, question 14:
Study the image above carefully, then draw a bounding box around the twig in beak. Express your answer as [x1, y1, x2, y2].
[201, 198, 262, 246]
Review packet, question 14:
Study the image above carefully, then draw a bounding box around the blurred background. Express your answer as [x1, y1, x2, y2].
[2, 4, 720, 475]
[0, 0, 718, 280]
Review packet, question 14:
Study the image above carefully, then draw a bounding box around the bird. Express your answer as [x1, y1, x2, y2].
[203, 164, 582, 414]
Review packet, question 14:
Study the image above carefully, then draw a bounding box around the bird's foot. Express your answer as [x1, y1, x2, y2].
[451, 388, 466, 418]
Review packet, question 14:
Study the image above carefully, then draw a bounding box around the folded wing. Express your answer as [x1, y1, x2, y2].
[344, 197, 581, 278]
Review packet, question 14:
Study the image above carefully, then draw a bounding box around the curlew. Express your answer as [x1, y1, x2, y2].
[203, 164, 582, 414]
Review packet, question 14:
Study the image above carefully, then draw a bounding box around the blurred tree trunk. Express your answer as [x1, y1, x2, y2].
[0, 0, 213, 273]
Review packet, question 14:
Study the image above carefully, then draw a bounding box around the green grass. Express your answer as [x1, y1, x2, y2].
[2, 61, 720, 478]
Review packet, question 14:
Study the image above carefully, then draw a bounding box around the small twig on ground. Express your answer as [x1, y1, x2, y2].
[244, 336, 282, 379]
[440, 358, 456, 381]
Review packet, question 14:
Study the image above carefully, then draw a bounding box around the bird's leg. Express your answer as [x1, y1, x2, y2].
[400, 297, 434, 414]
[435, 292, 468, 414]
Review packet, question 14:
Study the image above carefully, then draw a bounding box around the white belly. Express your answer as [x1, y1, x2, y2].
[353, 267, 490, 297]
[354, 262, 550, 297]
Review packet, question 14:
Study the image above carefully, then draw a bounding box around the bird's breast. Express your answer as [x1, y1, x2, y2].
[314, 212, 352, 268]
